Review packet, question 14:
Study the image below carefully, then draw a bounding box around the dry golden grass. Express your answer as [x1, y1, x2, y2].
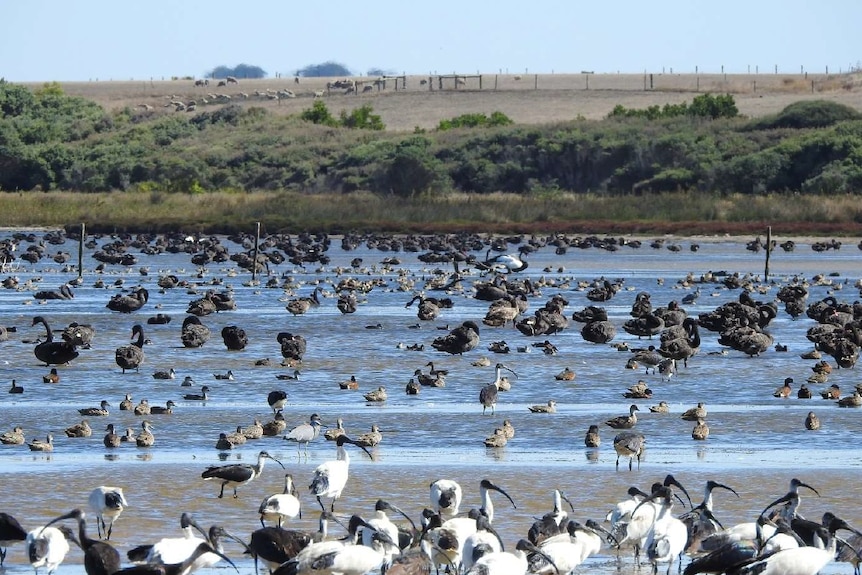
[27, 71, 862, 132]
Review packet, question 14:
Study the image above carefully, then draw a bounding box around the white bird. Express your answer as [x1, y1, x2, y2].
[88, 486, 128, 540]
[461, 511, 505, 571]
[25, 525, 73, 575]
[286, 514, 390, 575]
[430, 479, 463, 519]
[259, 473, 302, 528]
[727, 516, 862, 575]
[126, 512, 207, 564]
[359, 500, 415, 572]
[639, 486, 689, 575]
[201, 450, 285, 498]
[309, 435, 372, 512]
[465, 539, 555, 575]
[529, 520, 614, 574]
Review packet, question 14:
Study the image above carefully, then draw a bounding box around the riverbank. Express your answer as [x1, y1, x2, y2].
[3, 190, 862, 236]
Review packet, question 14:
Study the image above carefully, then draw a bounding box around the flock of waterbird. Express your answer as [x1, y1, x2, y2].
[1, 472, 860, 575]
[4, 229, 862, 575]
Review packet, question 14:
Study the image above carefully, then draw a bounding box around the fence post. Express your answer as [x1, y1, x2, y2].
[534, 74, 538, 90]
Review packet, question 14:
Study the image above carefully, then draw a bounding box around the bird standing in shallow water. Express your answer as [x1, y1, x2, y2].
[284, 413, 323, 456]
[309, 435, 372, 512]
[691, 417, 710, 440]
[202, 450, 285, 498]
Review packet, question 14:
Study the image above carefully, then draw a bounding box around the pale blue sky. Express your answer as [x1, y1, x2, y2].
[1, 1, 858, 82]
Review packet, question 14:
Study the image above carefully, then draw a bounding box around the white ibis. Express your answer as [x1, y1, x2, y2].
[359, 500, 416, 571]
[465, 539, 555, 575]
[259, 473, 302, 528]
[309, 435, 372, 512]
[126, 512, 207, 563]
[430, 479, 463, 519]
[678, 480, 739, 554]
[201, 450, 285, 498]
[42, 508, 121, 575]
[114, 541, 236, 575]
[26, 524, 74, 575]
[88, 486, 128, 540]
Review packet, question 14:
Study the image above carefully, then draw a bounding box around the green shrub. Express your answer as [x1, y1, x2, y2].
[300, 100, 337, 126]
[438, 111, 513, 131]
[753, 100, 862, 130]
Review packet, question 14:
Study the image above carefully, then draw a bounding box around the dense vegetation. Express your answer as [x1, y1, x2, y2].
[208, 64, 267, 79]
[1, 79, 861, 201]
[296, 61, 352, 78]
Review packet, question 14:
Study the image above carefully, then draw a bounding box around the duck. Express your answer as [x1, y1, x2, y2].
[554, 367, 576, 381]
[339, 376, 359, 390]
[405, 378, 421, 395]
[773, 377, 793, 398]
[797, 383, 813, 399]
[837, 390, 862, 407]
[42, 368, 60, 383]
[804, 411, 821, 430]
[133, 399, 151, 416]
[31, 316, 79, 366]
[286, 287, 322, 316]
[483, 427, 508, 447]
[152, 367, 176, 380]
[150, 400, 176, 415]
[79, 400, 111, 417]
[0, 426, 25, 445]
[115, 324, 145, 373]
[502, 419, 516, 439]
[61, 322, 95, 349]
[119, 393, 134, 411]
[242, 419, 264, 440]
[623, 380, 652, 399]
[135, 421, 155, 447]
[528, 400, 557, 413]
[681, 402, 707, 421]
[324, 418, 346, 441]
[584, 424, 601, 447]
[64, 419, 92, 438]
[262, 411, 286, 436]
[691, 417, 710, 440]
[363, 386, 387, 402]
[605, 404, 639, 429]
[28, 433, 54, 452]
[103, 424, 121, 447]
[355, 425, 383, 448]
[213, 370, 234, 380]
[276, 370, 301, 381]
[821, 384, 840, 400]
[649, 401, 670, 414]
[183, 385, 210, 401]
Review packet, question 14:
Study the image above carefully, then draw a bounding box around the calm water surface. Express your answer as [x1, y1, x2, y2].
[1, 230, 861, 575]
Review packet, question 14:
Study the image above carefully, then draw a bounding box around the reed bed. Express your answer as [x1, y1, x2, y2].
[3, 191, 862, 236]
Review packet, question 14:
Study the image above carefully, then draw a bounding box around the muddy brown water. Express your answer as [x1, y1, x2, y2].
[1, 232, 861, 574]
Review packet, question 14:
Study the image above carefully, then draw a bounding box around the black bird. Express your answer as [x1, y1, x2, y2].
[115, 542, 236, 575]
[268, 390, 288, 414]
[43, 509, 121, 575]
[115, 325, 145, 373]
[221, 325, 248, 350]
[432, 321, 480, 355]
[106, 287, 149, 313]
[0, 513, 27, 566]
[31, 316, 79, 366]
[201, 450, 285, 498]
[8, 379, 23, 394]
[180, 316, 210, 348]
[183, 386, 210, 401]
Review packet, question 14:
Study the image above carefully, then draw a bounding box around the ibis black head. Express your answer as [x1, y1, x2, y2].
[790, 478, 820, 496]
[480, 479, 516, 509]
[663, 474, 692, 508]
[706, 480, 740, 498]
[259, 450, 285, 469]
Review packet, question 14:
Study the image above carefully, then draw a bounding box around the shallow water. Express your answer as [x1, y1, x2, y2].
[1, 231, 861, 575]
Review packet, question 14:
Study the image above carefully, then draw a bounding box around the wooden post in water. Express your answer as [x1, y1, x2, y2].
[251, 221, 261, 283]
[764, 226, 772, 281]
[78, 223, 85, 281]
